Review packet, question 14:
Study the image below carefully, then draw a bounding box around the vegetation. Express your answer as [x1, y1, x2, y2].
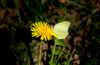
[0, 0, 100, 65]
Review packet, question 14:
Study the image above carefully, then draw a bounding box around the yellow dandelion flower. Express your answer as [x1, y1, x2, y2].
[31, 22, 55, 41]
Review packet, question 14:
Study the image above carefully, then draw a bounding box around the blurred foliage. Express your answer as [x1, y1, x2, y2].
[0, 0, 100, 65]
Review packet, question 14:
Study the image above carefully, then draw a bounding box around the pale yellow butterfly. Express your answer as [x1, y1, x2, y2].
[54, 21, 71, 39]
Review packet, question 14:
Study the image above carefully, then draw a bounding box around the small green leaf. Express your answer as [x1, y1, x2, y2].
[55, 39, 66, 47]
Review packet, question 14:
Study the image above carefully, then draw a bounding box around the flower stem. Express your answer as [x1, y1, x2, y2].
[66, 48, 75, 65]
[38, 41, 43, 65]
[49, 42, 56, 65]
